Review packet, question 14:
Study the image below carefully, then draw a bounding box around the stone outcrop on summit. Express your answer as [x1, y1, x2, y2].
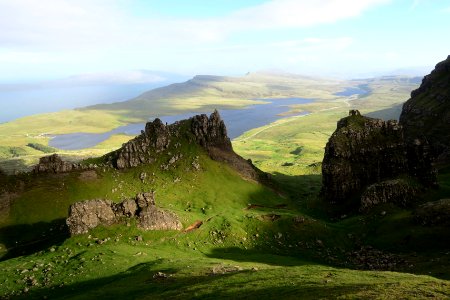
[107, 110, 263, 181]
[322, 110, 436, 208]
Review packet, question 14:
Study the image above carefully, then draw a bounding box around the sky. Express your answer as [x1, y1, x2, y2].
[0, 0, 449, 82]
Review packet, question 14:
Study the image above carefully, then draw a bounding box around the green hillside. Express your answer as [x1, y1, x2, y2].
[1, 109, 449, 299]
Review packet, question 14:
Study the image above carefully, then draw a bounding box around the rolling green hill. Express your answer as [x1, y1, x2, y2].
[0, 108, 449, 299]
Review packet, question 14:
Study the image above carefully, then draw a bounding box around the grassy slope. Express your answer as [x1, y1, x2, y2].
[1, 132, 450, 298]
[2, 74, 449, 299]
[1, 148, 449, 299]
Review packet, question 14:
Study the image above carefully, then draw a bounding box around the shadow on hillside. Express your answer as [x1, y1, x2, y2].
[268, 172, 341, 219]
[15, 261, 378, 300]
[0, 158, 32, 175]
[206, 247, 308, 267]
[0, 218, 69, 261]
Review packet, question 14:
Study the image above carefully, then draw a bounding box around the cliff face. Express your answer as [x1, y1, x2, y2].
[322, 110, 436, 207]
[400, 55, 450, 164]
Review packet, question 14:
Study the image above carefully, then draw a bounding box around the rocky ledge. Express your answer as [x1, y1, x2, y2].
[107, 110, 263, 181]
[322, 110, 436, 209]
[66, 191, 182, 235]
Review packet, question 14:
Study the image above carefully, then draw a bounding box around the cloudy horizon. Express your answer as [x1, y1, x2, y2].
[0, 0, 449, 82]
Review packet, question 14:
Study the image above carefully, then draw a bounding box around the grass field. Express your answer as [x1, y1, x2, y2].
[1, 142, 449, 299]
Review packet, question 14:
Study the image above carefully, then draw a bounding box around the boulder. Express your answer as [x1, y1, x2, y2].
[138, 205, 182, 231]
[116, 198, 138, 217]
[66, 192, 181, 235]
[66, 199, 116, 235]
[360, 179, 418, 211]
[414, 199, 450, 226]
[135, 192, 155, 209]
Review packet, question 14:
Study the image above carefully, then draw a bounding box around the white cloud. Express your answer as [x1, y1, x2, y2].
[0, 0, 389, 51]
[0, 0, 392, 79]
[226, 0, 390, 30]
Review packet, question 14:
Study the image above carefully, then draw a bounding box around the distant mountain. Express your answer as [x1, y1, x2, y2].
[85, 72, 344, 120]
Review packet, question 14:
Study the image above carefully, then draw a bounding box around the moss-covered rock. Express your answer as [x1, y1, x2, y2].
[321, 110, 436, 209]
[400, 55, 450, 165]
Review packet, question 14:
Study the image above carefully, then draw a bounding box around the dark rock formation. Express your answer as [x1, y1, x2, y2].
[414, 199, 450, 226]
[400, 55, 450, 165]
[66, 192, 182, 235]
[360, 179, 418, 211]
[322, 110, 435, 208]
[191, 111, 232, 151]
[108, 110, 263, 181]
[33, 154, 79, 173]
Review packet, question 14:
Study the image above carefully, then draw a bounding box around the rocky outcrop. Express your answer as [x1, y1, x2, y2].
[322, 110, 436, 208]
[191, 111, 232, 151]
[138, 205, 182, 231]
[32, 154, 100, 174]
[66, 192, 182, 235]
[33, 154, 79, 173]
[400, 55, 450, 165]
[360, 179, 418, 211]
[414, 199, 450, 226]
[66, 199, 117, 235]
[108, 110, 262, 181]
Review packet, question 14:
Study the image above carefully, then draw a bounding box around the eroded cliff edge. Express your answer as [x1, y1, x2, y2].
[322, 110, 436, 210]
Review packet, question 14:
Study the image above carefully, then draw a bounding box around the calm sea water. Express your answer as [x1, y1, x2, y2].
[0, 83, 178, 123]
[49, 97, 312, 150]
[334, 84, 370, 97]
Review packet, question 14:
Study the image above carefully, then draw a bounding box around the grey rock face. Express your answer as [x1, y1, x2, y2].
[116, 199, 138, 217]
[135, 192, 155, 209]
[138, 205, 182, 230]
[66, 192, 181, 235]
[191, 110, 232, 151]
[66, 199, 116, 235]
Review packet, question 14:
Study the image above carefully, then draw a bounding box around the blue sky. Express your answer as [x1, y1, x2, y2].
[0, 0, 449, 81]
